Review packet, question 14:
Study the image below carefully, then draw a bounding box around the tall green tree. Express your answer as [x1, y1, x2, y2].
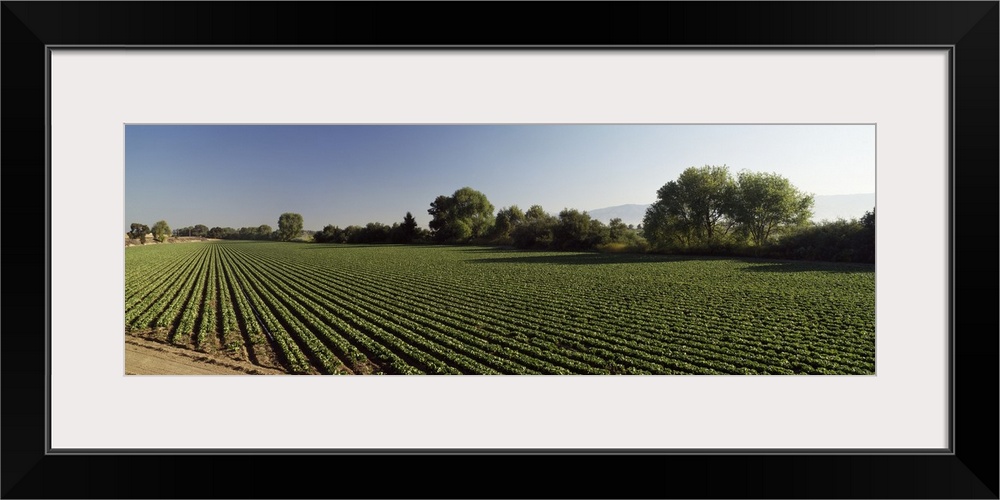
[642, 202, 694, 248]
[398, 212, 419, 243]
[427, 187, 495, 243]
[643, 165, 734, 249]
[128, 223, 150, 244]
[492, 205, 525, 241]
[452, 187, 495, 239]
[427, 195, 454, 241]
[151, 220, 171, 242]
[726, 170, 814, 246]
[277, 213, 304, 241]
[524, 204, 548, 222]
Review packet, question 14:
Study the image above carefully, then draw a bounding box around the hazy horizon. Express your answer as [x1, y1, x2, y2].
[125, 124, 875, 232]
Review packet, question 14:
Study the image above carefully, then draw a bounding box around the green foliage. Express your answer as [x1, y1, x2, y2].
[314, 224, 344, 243]
[364, 222, 391, 243]
[492, 205, 525, 242]
[765, 208, 875, 263]
[512, 205, 557, 249]
[128, 223, 150, 244]
[313, 221, 427, 246]
[174, 224, 211, 238]
[342, 225, 363, 243]
[553, 208, 594, 250]
[860, 208, 875, 230]
[391, 212, 420, 244]
[428, 187, 495, 243]
[588, 219, 610, 246]
[524, 204, 548, 222]
[208, 227, 236, 239]
[643, 166, 729, 250]
[602, 218, 648, 251]
[643, 202, 694, 249]
[607, 218, 628, 242]
[151, 220, 171, 242]
[277, 213, 304, 241]
[225, 340, 243, 354]
[645, 165, 734, 249]
[645, 167, 814, 252]
[727, 170, 814, 246]
[427, 195, 453, 239]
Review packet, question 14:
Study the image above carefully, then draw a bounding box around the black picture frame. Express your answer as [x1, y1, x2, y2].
[3, 2, 996, 498]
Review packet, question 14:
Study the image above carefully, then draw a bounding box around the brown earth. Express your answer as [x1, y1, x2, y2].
[125, 236, 219, 247]
[125, 335, 286, 375]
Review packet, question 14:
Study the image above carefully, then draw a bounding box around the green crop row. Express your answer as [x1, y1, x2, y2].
[124, 242, 876, 375]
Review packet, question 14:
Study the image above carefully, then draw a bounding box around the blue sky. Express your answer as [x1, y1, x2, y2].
[125, 124, 875, 231]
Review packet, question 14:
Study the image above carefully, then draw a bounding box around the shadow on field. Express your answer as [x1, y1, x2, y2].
[466, 248, 875, 273]
[457, 246, 518, 253]
[301, 244, 406, 250]
[467, 251, 703, 266]
[739, 261, 875, 274]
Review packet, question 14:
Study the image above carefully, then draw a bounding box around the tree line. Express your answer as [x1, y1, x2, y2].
[312, 212, 427, 244]
[127, 221, 170, 244]
[311, 167, 873, 263]
[310, 187, 647, 252]
[128, 167, 874, 263]
[127, 213, 305, 244]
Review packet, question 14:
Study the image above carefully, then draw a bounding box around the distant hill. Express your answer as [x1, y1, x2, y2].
[586, 204, 651, 227]
[586, 193, 875, 227]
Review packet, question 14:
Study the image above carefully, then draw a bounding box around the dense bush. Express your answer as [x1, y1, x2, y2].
[764, 211, 875, 263]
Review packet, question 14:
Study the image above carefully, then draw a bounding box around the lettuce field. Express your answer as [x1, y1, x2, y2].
[124, 242, 875, 375]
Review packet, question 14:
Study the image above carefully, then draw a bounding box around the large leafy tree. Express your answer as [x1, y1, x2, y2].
[277, 213, 304, 241]
[492, 205, 525, 241]
[151, 220, 171, 243]
[524, 204, 548, 222]
[427, 195, 454, 241]
[642, 202, 694, 248]
[553, 208, 593, 250]
[427, 187, 495, 242]
[726, 170, 814, 246]
[512, 205, 557, 249]
[643, 165, 734, 249]
[128, 223, 149, 244]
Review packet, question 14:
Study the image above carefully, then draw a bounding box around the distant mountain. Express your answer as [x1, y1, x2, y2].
[586, 204, 651, 227]
[586, 193, 875, 227]
[811, 193, 875, 223]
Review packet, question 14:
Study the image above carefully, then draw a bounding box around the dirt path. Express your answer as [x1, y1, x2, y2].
[125, 336, 286, 375]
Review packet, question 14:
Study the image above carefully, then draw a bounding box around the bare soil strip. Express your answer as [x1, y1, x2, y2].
[125, 335, 287, 375]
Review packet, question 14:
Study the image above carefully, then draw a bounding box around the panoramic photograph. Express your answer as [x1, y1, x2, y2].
[124, 124, 875, 375]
